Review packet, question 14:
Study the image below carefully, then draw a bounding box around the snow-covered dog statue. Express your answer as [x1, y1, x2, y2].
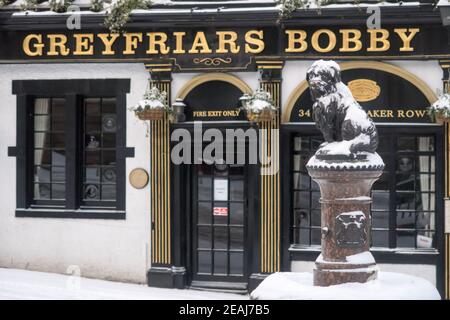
[306, 60, 379, 159]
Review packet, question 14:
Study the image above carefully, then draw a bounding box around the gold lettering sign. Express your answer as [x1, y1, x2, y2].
[20, 28, 420, 58]
[347, 79, 381, 102]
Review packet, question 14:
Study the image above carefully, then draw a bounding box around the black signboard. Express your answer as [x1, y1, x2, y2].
[183, 81, 246, 121]
[289, 68, 433, 123]
[0, 24, 449, 70]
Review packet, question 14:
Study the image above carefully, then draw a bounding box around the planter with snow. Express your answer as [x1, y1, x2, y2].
[240, 89, 277, 123]
[130, 86, 171, 121]
[428, 93, 450, 124]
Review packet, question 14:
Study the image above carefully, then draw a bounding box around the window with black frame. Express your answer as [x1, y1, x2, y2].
[291, 132, 437, 250]
[14, 79, 129, 219]
[33, 98, 66, 204]
[82, 98, 117, 206]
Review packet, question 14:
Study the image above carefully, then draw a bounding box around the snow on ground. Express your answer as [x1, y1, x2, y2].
[0, 268, 248, 300]
[250, 272, 441, 300]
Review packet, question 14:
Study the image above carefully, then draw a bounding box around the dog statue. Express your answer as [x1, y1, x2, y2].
[306, 60, 379, 159]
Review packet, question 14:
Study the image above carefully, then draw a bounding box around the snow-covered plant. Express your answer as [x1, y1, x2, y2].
[20, 0, 39, 11]
[105, 0, 152, 33]
[129, 86, 171, 115]
[90, 0, 104, 12]
[0, 0, 14, 8]
[240, 89, 277, 114]
[276, 0, 332, 18]
[428, 93, 450, 122]
[49, 0, 73, 13]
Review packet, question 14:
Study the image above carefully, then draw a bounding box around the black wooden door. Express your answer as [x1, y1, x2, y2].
[191, 160, 248, 284]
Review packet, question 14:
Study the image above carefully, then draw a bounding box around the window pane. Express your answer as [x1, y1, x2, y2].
[372, 230, 389, 247]
[230, 179, 244, 201]
[372, 211, 389, 229]
[229, 252, 244, 275]
[198, 166, 212, 201]
[84, 184, 100, 200]
[34, 166, 50, 183]
[397, 230, 415, 248]
[198, 202, 212, 225]
[52, 183, 65, 200]
[33, 98, 66, 201]
[214, 226, 228, 250]
[372, 191, 389, 210]
[34, 183, 50, 200]
[230, 202, 244, 225]
[198, 251, 211, 274]
[198, 226, 211, 249]
[398, 136, 415, 151]
[214, 252, 227, 275]
[82, 98, 117, 204]
[230, 227, 243, 250]
[101, 185, 116, 200]
[101, 167, 116, 183]
[85, 166, 100, 183]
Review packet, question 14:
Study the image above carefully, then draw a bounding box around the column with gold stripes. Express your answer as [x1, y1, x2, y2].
[257, 60, 283, 274]
[440, 60, 450, 300]
[145, 64, 174, 287]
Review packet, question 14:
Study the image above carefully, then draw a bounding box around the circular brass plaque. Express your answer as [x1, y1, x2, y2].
[129, 168, 149, 189]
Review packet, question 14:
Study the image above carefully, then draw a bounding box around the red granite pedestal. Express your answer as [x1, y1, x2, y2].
[307, 155, 384, 287]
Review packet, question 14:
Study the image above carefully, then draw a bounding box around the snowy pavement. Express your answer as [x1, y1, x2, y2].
[0, 268, 249, 300]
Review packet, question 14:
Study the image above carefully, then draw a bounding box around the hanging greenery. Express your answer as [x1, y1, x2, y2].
[20, 0, 39, 11]
[49, 0, 73, 13]
[104, 0, 152, 33]
[0, 0, 14, 8]
[90, 0, 104, 12]
[428, 93, 450, 123]
[276, 0, 332, 18]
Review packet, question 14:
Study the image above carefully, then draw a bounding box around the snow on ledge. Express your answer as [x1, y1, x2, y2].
[250, 272, 441, 300]
[307, 152, 385, 171]
[316, 251, 376, 265]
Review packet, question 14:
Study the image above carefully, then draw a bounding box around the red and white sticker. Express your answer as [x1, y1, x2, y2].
[213, 207, 228, 216]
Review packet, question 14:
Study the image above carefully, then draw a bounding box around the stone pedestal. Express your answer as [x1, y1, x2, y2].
[306, 154, 384, 287]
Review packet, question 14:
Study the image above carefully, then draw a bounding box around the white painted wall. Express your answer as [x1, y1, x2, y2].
[291, 261, 437, 286]
[0, 63, 151, 283]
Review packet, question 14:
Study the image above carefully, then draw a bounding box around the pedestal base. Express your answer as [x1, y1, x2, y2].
[314, 251, 378, 286]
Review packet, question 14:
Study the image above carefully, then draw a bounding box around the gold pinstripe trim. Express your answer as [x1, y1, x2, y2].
[151, 81, 172, 265]
[259, 81, 281, 273]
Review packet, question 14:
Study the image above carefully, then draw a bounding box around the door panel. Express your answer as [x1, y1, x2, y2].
[192, 161, 247, 283]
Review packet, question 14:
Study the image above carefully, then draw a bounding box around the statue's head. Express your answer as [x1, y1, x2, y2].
[306, 60, 341, 100]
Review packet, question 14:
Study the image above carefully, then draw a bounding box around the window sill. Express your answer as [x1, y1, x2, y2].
[289, 245, 439, 264]
[15, 208, 126, 220]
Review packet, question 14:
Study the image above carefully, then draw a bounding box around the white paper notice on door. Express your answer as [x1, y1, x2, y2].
[214, 178, 228, 201]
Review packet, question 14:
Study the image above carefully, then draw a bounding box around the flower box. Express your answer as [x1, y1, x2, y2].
[240, 89, 278, 123]
[136, 108, 165, 121]
[246, 108, 276, 123]
[130, 86, 171, 122]
[428, 93, 450, 124]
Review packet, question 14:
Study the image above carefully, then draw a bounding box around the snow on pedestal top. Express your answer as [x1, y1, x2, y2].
[307, 152, 385, 171]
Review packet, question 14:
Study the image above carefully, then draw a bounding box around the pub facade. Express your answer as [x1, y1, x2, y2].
[0, 0, 449, 298]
